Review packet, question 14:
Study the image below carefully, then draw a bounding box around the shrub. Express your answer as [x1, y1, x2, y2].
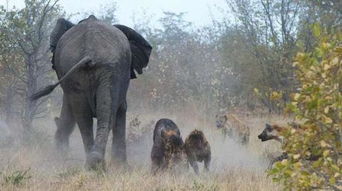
[269, 26, 341, 190]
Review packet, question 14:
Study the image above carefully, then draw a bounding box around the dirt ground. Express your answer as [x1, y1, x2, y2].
[0, 111, 288, 190]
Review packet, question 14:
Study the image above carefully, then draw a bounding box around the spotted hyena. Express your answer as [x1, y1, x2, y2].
[258, 123, 319, 168]
[151, 118, 186, 174]
[258, 123, 292, 167]
[184, 129, 211, 174]
[257, 123, 284, 142]
[216, 113, 250, 144]
[257, 122, 302, 142]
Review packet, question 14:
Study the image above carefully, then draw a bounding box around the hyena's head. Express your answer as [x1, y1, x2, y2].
[187, 129, 207, 150]
[216, 115, 227, 129]
[258, 123, 282, 142]
[161, 129, 183, 149]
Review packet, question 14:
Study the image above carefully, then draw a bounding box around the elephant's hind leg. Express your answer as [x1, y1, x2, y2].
[69, 94, 94, 155]
[55, 95, 76, 153]
[89, 76, 117, 170]
[111, 101, 127, 165]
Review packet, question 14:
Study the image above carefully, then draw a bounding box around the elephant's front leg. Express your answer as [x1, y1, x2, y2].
[55, 95, 76, 153]
[111, 101, 127, 165]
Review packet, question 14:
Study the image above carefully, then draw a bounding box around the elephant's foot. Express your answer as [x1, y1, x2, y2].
[55, 140, 70, 158]
[110, 153, 127, 162]
[54, 117, 72, 156]
[111, 146, 127, 164]
[109, 157, 130, 171]
[85, 151, 105, 171]
[110, 151, 129, 169]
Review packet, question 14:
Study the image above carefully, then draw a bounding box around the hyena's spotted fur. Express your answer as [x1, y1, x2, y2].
[216, 113, 250, 144]
[184, 129, 211, 174]
[258, 123, 320, 168]
[151, 119, 186, 174]
[164, 135, 187, 170]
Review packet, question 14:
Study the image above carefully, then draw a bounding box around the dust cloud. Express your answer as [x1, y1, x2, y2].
[126, 111, 270, 174]
[0, 109, 272, 177]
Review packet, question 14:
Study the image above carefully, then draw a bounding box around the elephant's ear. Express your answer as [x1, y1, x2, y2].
[114, 24, 152, 79]
[50, 18, 75, 52]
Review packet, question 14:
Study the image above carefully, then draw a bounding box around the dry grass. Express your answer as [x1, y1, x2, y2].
[2, 165, 269, 191]
[0, 111, 290, 190]
[0, 167, 278, 191]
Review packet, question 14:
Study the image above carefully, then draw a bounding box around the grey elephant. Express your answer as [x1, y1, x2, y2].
[49, 18, 151, 79]
[31, 15, 152, 169]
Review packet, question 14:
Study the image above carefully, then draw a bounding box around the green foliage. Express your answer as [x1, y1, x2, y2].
[0, 0, 62, 127]
[2, 169, 31, 186]
[269, 27, 342, 190]
[221, 0, 301, 112]
[221, 0, 341, 113]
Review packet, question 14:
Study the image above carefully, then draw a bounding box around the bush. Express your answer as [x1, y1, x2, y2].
[269, 26, 341, 190]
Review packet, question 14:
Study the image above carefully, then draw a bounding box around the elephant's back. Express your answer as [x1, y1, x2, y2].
[54, 19, 131, 77]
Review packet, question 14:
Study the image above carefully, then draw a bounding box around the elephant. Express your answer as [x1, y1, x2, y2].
[31, 15, 152, 169]
[49, 18, 152, 79]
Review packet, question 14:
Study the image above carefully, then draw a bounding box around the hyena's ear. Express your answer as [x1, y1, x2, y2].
[176, 129, 181, 136]
[265, 123, 272, 129]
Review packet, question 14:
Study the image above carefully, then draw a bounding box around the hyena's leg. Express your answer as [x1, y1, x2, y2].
[221, 128, 229, 141]
[226, 127, 233, 138]
[204, 156, 211, 172]
[268, 153, 288, 169]
[241, 133, 249, 144]
[151, 159, 161, 174]
[189, 160, 199, 174]
[239, 132, 247, 145]
[151, 146, 163, 174]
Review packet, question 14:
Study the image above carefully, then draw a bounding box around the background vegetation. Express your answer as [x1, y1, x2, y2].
[270, 28, 341, 190]
[0, 0, 340, 190]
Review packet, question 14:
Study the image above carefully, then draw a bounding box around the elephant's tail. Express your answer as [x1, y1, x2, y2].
[30, 56, 92, 101]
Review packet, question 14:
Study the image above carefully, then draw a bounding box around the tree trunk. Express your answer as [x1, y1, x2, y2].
[4, 83, 16, 124]
[22, 54, 37, 132]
